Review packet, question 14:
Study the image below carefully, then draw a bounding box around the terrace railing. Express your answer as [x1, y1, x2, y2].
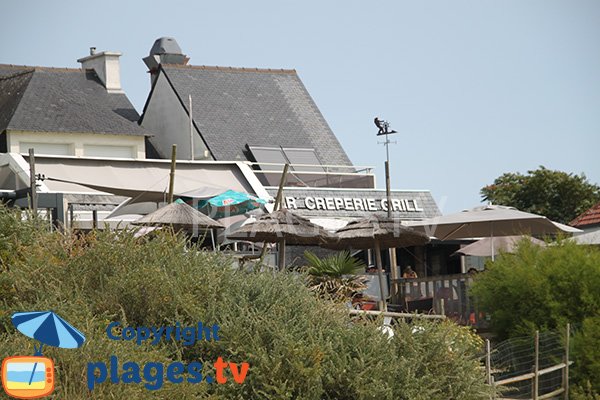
[248, 162, 376, 189]
[390, 273, 486, 327]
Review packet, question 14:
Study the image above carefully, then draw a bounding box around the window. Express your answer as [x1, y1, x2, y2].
[19, 142, 72, 156]
[84, 144, 135, 158]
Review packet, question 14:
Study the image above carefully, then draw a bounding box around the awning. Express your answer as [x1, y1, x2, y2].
[29, 157, 258, 203]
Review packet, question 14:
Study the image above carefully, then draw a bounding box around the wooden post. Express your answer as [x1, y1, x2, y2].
[168, 145, 177, 203]
[533, 330, 539, 400]
[273, 164, 290, 211]
[28, 148, 38, 216]
[69, 204, 74, 230]
[278, 239, 286, 271]
[92, 210, 98, 230]
[564, 323, 570, 400]
[259, 164, 289, 265]
[486, 339, 492, 385]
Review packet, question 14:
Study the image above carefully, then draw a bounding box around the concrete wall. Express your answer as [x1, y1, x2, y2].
[7, 130, 145, 159]
[141, 73, 211, 161]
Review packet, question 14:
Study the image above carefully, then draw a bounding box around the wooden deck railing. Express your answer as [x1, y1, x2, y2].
[390, 273, 485, 326]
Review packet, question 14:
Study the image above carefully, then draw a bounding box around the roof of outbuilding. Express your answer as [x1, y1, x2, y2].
[570, 202, 600, 228]
[155, 64, 352, 165]
[0, 64, 148, 136]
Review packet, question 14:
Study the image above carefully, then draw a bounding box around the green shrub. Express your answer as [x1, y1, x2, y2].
[304, 250, 367, 301]
[470, 238, 600, 395]
[0, 206, 495, 399]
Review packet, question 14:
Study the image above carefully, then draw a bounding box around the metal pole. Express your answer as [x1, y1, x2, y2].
[168, 145, 177, 203]
[374, 240, 387, 312]
[28, 148, 37, 216]
[486, 339, 492, 385]
[533, 330, 539, 400]
[564, 323, 570, 400]
[189, 95, 194, 160]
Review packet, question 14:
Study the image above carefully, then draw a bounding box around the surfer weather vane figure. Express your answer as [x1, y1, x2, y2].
[374, 117, 397, 136]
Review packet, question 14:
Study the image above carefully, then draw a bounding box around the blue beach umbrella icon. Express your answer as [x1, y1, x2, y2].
[11, 311, 86, 385]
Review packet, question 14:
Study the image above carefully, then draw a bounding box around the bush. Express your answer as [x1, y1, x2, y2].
[0, 206, 495, 399]
[469, 238, 600, 395]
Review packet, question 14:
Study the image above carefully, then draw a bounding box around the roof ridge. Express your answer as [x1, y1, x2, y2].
[0, 63, 83, 72]
[0, 69, 35, 81]
[162, 63, 296, 74]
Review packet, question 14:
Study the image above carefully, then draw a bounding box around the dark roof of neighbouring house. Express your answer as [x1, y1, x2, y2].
[148, 64, 352, 165]
[0, 64, 148, 136]
[570, 202, 600, 228]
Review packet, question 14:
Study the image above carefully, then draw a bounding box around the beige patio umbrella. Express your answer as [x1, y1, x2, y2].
[132, 202, 224, 248]
[226, 208, 335, 270]
[325, 215, 431, 311]
[408, 204, 576, 260]
[452, 235, 546, 258]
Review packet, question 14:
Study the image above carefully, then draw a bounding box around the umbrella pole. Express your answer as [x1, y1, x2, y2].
[374, 240, 388, 312]
[210, 229, 216, 252]
[278, 239, 286, 271]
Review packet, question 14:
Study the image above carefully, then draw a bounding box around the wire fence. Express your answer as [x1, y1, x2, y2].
[486, 326, 570, 400]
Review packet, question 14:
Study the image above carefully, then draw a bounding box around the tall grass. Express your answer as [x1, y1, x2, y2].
[0, 206, 495, 399]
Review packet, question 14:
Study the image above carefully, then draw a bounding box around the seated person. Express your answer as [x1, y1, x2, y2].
[402, 266, 418, 279]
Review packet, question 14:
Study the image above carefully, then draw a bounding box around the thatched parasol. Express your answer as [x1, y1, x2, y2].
[325, 215, 430, 311]
[132, 202, 224, 229]
[132, 202, 224, 248]
[226, 208, 334, 270]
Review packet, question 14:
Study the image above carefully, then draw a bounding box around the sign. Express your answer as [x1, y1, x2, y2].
[284, 196, 423, 213]
[266, 188, 441, 219]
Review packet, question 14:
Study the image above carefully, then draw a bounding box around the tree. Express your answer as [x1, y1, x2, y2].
[480, 166, 600, 224]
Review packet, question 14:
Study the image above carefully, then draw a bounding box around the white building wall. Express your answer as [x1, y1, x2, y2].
[7, 131, 145, 159]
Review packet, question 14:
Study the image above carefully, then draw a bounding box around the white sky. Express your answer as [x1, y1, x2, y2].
[2, 0, 599, 213]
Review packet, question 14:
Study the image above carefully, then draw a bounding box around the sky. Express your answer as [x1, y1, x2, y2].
[2, 0, 599, 213]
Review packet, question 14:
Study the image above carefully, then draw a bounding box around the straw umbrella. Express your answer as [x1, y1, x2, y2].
[325, 215, 430, 311]
[132, 202, 224, 248]
[226, 208, 334, 270]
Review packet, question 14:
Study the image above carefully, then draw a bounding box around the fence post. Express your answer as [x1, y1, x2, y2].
[564, 323, 570, 400]
[486, 339, 492, 385]
[533, 330, 539, 400]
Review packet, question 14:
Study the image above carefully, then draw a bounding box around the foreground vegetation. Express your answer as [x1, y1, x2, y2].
[470, 239, 600, 398]
[0, 206, 494, 399]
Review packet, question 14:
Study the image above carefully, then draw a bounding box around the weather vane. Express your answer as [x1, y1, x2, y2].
[374, 117, 397, 136]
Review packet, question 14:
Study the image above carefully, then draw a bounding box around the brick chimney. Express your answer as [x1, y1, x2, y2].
[77, 47, 123, 93]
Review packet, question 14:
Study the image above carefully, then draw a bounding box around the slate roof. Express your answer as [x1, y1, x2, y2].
[570, 202, 600, 228]
[155, 64, 352, 165]
[0, 64, 147, 136]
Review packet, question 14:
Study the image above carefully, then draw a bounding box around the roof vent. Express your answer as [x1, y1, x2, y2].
[149, 37, 183, 56]
[143, 37, 189, 84]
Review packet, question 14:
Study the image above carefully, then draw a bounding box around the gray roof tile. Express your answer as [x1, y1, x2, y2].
[160, 64, 352, 166]
[0, 64, 148, 136]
